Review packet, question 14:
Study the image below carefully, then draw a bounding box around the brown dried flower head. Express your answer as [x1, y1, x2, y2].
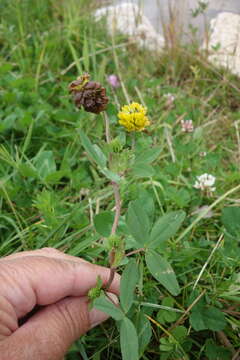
[68, 73, 108, 114]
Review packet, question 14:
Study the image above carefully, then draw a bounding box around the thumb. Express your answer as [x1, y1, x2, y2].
[1, 293, 118, 360]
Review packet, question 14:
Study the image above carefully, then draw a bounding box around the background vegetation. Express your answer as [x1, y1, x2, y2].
[0, 0, 240, 359]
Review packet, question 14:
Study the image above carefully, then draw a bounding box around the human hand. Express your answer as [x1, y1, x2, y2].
[0, 248, 120, 360]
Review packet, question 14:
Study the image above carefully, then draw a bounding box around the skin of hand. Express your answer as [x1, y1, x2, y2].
[0, 247, 120, 360]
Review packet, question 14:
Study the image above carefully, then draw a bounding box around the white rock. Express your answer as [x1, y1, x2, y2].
[203, 12, 240, 76]
[95, 2, 164, 51]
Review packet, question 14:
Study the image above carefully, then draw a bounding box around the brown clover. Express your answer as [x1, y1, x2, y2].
[68, 74, 108, 114]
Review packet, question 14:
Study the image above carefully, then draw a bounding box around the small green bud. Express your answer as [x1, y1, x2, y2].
[112, 244, 125, 268]
[109, 137, 123, 153]
[107, 235, 125, 268]
[110, 149, 135, 174]
[88, 276, 103, 301]
[108, 235, 122, 249]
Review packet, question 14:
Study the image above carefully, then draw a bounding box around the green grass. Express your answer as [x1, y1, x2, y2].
[1, 1, 240, 359]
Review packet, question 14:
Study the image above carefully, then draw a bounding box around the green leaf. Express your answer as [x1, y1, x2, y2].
[93, 294, 124, 321]
[33, 190, 59, 227]
[157, 297, 178, 324]
[18, 163, 38, 178]
[45, 170, 66, 184]
[221, 207, 240, 237]
[93, 144, 107, 168]
[145, 250, 180, 296]
[205, 339, 231, 360]
[190, 306, 226, 331]
[79, 130, 106, 168]
[136, 312, 152, 355]
[132, 164, 155, 178]
[147, 211, 185, 249]
[120, 317, 139, 360]
[159, 337, 174, 352]
[171, 326, 187, 342]
[100, 168, 121, 183]
[135, 147, 161, 164]
[126, 199, 150, 247]
[93, 211, 114, 237]
[34, 151, 56, 180]
[0, 62, 13, 75]
[120, 259, 139, 313]
[166, 187, 190, 208]
[137, 192, 155, 220]
[79, 131, 120, 182]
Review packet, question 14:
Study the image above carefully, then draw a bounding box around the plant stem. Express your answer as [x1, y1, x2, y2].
[104, 266, 116, 292]
[131, 132, 136, 151]
[110, 182, 121, 236]
[217, 331, 235, 355]
[104, 181, 121, 291]
[102, 112, 122, 290]
[104, 112, 111, 144]
[125, 248, 145, 257]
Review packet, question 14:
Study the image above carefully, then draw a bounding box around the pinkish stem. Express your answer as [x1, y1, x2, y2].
[102, 112, 122, 291]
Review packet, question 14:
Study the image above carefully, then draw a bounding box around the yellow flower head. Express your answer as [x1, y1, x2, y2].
[118, 102, 150, 132]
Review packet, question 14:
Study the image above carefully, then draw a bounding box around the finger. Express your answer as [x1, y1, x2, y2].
[0, 293, 118, 360]
[1, 248, 120, 296]
[1, 256, 120, 318]
[0, 247, 88, 263]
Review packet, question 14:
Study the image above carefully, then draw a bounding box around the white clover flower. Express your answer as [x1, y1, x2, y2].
[194, 173, 216, 193]
[164, 93, 175, 101]
[164, 93, 175, 107]
[181, 119, 194, 133]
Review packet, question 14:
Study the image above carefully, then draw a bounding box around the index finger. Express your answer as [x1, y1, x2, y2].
[0, 255, 120, 319]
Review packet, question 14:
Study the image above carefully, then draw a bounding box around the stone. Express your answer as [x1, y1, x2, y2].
[112, 0, 240, 42]
[203, 12, 240, 76]
[95, 2, 164, 51]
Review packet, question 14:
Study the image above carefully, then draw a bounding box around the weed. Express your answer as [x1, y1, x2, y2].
[0, 1, 240, 359]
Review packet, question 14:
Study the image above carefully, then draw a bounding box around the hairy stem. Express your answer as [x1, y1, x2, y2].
[103, 112, 122, 290]
[111, 182, 121, 236]
[125, 248, 145, 257]
[104, 112, 111, 144]
[104, 181, 121, 291]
